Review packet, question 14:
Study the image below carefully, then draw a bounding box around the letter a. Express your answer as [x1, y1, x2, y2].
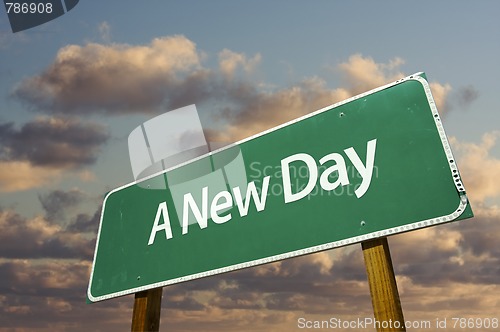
[148, 201, 173, 245]
[282, 153, 318, 203]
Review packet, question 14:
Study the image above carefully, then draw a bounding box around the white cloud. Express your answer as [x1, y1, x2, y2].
[13, 35, 203, 113]
[98, 21, 111, 42]
[13, 36, 454, 131]
[337, 53, 406, 94]
[450, 131, 500, 204]
[212, 77, 351, 142]
[337, 54, 451, 114]
[213, 53, 454, 143]
[219, 49, 261, 79]
[0, 161, 62, 192]
[430, 81, 452, 114]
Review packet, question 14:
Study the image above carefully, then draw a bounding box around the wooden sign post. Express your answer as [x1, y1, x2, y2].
[362, 238, 405, 332]
[131, 287, 163, 332]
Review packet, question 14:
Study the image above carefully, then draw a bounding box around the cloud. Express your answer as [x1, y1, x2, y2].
[0, 117, 109, 192]
[38, 189, 86, 221]
[388, 199, 500, 288]
[458, 206, 500, 264]
[441, 85, 479, 113]
[11, 36, 453, 136]
[66, 206, 101, 233]
[455, 85, 479, 109]
[211, 54, 454, 143]
[0, 161, 98, 193]
[1, 203, 499, 331]
[390, 226, 467, 284]
[210, 77, 352, 142]
[0, 117, 109, 168]
[218, 49, 261, 79]
[0, 259, 135, 331]
[430, 81, 452, 114]
[166, 248, 369, 310]
[449, 131, 500, 204]
[12, 35, 203, 114]
[0, 161, 63, 192]
[0, 208, 94, 259]
[336, 54, 451, 113]
[336, 54, 450, 114]
[6, 37, 480, 330]
[0, 259, 90, 294]
[0, 30, 29, 51]
[397, 277, 500, 321]
[98, 21, 111, 42]
[337, 53, 405, 95]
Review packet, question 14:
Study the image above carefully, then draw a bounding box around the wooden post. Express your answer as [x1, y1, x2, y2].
[131, 287, 163, 332]
[362, 238, 405, 332]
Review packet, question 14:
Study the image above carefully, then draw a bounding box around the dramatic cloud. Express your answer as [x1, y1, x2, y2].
[458, 205, 500, 263]
[5, 35, 486, 331]
[0, 117, 109, 168]
[152, 247, 373, 331]
[397, 277, 500, 324]
[38, 189, 86, 221]
[386, 132, 500, 287]
[0, 208, 94, 259]
[0, 161, 97, 193]
[216, 54, 452, 142]
[218, 49, 261, 79]
[0, 259, 90, 295]
[0, 259, 133, 331]
[391, 213, 500, 321]
[13, 35, 203, 114]
[337, 53, 405, 95]
[336, 54, 450, 113]
[66, 206, 101, 234]
[211, 77, 351, 142]
[430, 81, 452, 114]
[12, 36, 453, 135]
[449, 131, 500, 204]
[0, 161, 63, 192]
[0, 117, 109, 192]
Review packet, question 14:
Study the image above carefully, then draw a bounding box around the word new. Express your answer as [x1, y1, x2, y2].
[148, 139, 377, 245]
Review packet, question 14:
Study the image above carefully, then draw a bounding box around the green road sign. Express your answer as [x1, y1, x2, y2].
[88, 73, 473, 302]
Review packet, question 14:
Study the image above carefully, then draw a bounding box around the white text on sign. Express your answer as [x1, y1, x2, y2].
[147, 139, 377, 245]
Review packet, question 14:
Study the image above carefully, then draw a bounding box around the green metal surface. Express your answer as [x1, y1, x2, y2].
[88, 74, 472, 302]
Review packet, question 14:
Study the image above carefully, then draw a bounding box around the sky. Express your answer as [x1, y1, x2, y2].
[0, 1, 500, 331]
